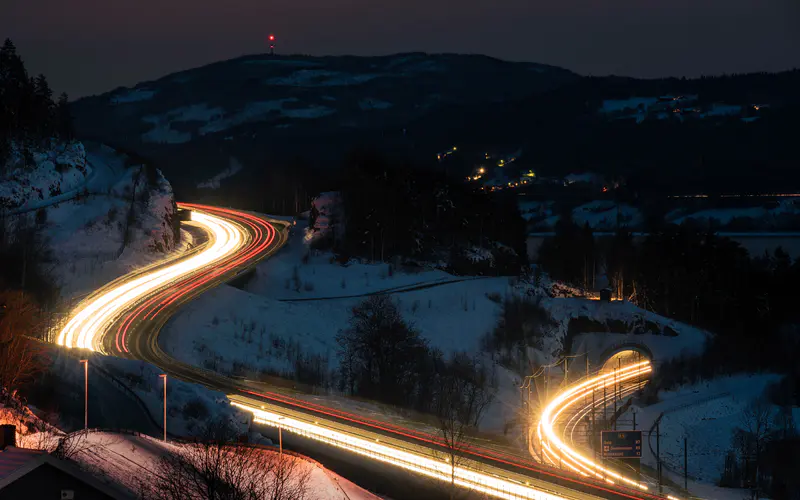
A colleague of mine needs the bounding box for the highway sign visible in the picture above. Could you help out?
[601,431,642,459]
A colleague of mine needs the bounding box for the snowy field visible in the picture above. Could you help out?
[161,225,710,442]
[667,198,800,226]
[141,98,336,143]
[532,200,643,230]
[71,431,379,499]
[0,406,378,500]
[631,374,791,499]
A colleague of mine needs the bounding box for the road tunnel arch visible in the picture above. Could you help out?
[598,343,654,375]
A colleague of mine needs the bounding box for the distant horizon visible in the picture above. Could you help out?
[66,50,799,101]
[4,0,798,99]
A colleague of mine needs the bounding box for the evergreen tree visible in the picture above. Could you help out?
[32,74,54,138]
[56,93,73,140]
[0,39,73,166]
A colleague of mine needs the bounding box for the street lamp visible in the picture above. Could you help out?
[159,374,167,441]
[278,417,285,456]
[79,360,88,430]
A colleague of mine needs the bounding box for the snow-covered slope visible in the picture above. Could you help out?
[160,221,709,441]
[667,199,800,228]
[0,143,181,299]
[532,200,643,230]
[633,374,793,498]
[0,141,89,211]
[71,431,380,499]
[71,53,577,189]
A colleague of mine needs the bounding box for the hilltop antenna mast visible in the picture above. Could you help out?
[268,34,276,56]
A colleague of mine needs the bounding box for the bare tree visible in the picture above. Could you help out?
[53,429,106,460]
[434,353,493,499]
[733,398,775,498]
[142,420,310,500]
[0,290,47,400]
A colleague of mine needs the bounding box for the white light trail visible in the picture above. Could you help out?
[537,361,653,490]
[56,210,247,351]
[233,402,570,500]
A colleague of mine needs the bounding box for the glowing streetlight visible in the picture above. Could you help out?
[79,359,88,430]
[159,374,167,441]
[278,416,285,456]
[268,34,276,56]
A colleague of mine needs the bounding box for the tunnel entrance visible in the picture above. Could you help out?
[601,348,650,374]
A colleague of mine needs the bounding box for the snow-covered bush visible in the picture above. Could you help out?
[0,141,88,210]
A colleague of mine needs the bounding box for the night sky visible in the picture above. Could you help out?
[3,0,798,98]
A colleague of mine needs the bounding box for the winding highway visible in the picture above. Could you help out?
[56,203,671,500]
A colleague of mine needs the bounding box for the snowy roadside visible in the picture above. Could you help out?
[70,431,381,499]
[632,374,785,499]
[4,142,128,215]
[160,220,710,450]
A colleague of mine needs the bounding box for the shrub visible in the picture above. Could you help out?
[485,295,555,372]
[182,398,209,420]
[35,208,47,226]
[485,291,502,304]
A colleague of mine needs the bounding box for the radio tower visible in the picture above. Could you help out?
[269,34,276,56]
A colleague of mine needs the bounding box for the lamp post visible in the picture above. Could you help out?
[159,374,167,441]
[79,360,88,430]
[278,417,285,456]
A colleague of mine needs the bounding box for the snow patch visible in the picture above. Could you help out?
[110,88,157,104]
[358,98,393,110]
[0,141,89,210]
[266,70,381,87]
[600,97,659,113]
[197,157,244,189]
[637,374,781,486]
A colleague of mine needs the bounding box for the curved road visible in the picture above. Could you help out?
[57,203,667,500]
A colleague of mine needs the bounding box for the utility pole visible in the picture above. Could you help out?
[657,421,662,494]
[159,374,167,442]
[545,366,550,402]
[21,247,27,289]
[614,368,618,430]
[278,417,285,456]
[79,360,88,430]
[591,387,597,462]
[684,437,688,492]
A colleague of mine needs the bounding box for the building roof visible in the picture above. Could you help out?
[0,447,46,482]
[0,446,132,499]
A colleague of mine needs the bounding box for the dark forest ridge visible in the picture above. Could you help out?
[69,51,799,212]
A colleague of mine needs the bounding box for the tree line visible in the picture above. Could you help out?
[1,38,74,168]
[336,294,494,492]
[539,217,800,388]
[313,150,528,275]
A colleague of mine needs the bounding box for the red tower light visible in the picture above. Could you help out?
[269,34,275,42]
